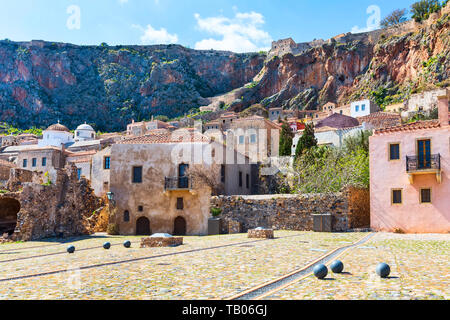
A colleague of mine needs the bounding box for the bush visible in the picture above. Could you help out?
[106,223,120,235]
[411,0,443,22]
[211,207,222,217]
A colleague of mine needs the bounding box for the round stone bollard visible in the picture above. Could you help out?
[67,245,75,254]
[330,260,344,274]
[123,240,131,248]
[103,242,111,250]
[376,263,391,278]
[313,264,328,279]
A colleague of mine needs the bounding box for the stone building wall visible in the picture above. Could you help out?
[1,165,103,241]
[211,191,356,233]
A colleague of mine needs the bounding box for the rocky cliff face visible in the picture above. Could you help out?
[0,5,448,131]
[0,42,265,131]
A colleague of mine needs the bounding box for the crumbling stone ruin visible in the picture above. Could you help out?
[0,164,103,241]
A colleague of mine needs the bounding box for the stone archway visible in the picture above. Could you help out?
[0,198,20,235]
[136,217,151,235]
[174,216,187,236]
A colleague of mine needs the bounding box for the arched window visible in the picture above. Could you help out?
[124,210,130,222]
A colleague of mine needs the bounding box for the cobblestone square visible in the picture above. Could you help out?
[0,231,448,300]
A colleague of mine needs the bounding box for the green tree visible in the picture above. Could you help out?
[411,0,442,22]
[381,9,408,28]
[343,130,372,155]
[294,123,317,161]
[279,121,294,156]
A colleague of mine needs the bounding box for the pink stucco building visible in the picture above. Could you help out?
[369,92,450,233]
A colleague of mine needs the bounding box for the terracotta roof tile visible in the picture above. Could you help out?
[118,129,210,144]
[316,113,360,129]
[374,120,442,135]
[358,112,402,129]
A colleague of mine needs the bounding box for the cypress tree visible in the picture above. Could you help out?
[295,122,317,160]
[279,120,294,156]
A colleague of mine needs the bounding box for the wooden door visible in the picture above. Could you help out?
[136,217,151,235]
[174,217,186,236]
[417,139,431,169]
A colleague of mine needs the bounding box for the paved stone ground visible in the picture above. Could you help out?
[0,231,365,299]
[0,232,447,300]
[265,233,450,300]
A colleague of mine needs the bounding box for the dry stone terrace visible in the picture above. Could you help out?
[0,231,447,300]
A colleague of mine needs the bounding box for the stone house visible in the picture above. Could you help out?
[333,104,352,116]
[268,107,282,122]
[90,146,112,197]
[292,113,363,153]
[369,93,450,233]
[13,146,65,174]
[204,120,222,131]
[404,88,448,116]
[230,115,281,164]
[126,119,171,136]
[384,102,406,113]
[350,99,380,118]
[65,150,98,181]
[357,112,402,130]
[218,112,238,131]
[321,102,337,114]
[108,129,257,236]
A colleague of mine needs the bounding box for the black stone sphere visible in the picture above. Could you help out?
[67,245,75,254]
[330,260,344,273]
[123,240,131,248]
[313,264,328,279]
[103,242,111,250]
[376,263,391,278]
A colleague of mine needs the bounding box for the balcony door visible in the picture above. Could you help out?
[417,139,431,169]
[178,164,189,189]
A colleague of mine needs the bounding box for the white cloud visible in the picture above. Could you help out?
[194,10,272,53]
[132,24,178,45]
[118,0,129,5]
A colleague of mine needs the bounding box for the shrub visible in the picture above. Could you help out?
[107,223,120,235]
[211,207,222,217]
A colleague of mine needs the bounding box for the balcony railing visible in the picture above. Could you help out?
[164,176,192,191]
[406,154,441,172]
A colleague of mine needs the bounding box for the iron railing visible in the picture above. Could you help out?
[164,176,192,190]
[406,154,441,172]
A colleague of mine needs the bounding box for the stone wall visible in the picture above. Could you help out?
[1,165,103,241]
[211,191,357,233]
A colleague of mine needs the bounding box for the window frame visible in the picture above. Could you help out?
[42,157,47,166]
[23,159,27,168]
[176,197,184,210]
[420,188,432,204]
[132,166,143,184]
[391,189,403,205]
[104,156,111,170]
[388,142,401,161]
[123,210,130,222]
[32,158,37,167]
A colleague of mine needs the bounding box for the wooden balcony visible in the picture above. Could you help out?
[406,154,442,184]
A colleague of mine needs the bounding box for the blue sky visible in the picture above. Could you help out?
[0,0,418,52]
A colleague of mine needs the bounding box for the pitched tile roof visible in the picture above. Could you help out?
[374,120,442,135]
[357,111,402,129]
[118,129,210,144]
[316,113,360,129]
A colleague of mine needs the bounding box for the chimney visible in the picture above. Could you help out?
[437,91,449,127]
